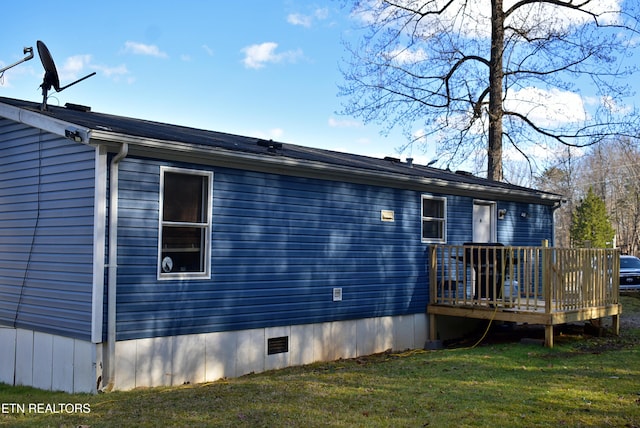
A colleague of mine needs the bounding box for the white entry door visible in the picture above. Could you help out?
[473,201,496,243]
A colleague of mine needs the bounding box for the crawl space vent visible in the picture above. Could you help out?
[267,336,289,355]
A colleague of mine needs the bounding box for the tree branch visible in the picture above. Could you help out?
[506,0,595,19]
[382,0,457,18]
[504,109,638,146]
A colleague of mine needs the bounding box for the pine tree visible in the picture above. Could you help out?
[570,188,615,248]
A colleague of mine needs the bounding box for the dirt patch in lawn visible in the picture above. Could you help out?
[448,292,640,348]
[619,291,640,329]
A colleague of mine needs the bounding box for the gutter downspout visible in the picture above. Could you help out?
[104,143,128,392]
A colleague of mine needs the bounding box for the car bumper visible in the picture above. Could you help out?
[620,275,640,290]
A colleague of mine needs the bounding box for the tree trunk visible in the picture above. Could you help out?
[488,0,504,181]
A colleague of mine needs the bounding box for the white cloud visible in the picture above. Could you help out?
[412,128,428,143]
[241,42,303,69]
[503,141,551,163]
[123,41,168,58]
[59,54,92,81]
[385,47,428,65]
[287,8,329,27]
[93,63,129,78]
[355,0,624,39]
[288,13,313,27]
[314,8,329,20]
[202,45,214,56]
[504,87,587,126]
[504,0,623,39]
[328,117,362,128]
[58,53,132,84]
[429,86,589,147]
[599,95,632,114]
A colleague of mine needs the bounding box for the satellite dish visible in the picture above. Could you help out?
[37,40,96,110]
[37,40,60,93]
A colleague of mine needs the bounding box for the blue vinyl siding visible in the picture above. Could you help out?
[443,198,554,247]
[444,195,473,243]
[497,202,555,246]
[115,158,429,340]
[0,119,96,340]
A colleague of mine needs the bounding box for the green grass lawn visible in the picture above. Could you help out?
[2,295,639,427]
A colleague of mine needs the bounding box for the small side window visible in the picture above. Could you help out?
[158,167,212,279]
[421,195,446,243]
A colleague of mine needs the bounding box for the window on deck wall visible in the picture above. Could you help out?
[158,167,213,279]
[421,195,446,243]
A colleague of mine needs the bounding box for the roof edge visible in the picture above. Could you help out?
[0,102,92,144]
[90,130,563,205]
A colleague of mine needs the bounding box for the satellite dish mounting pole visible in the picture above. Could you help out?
[40,75,53,111]
[0,47,34,75]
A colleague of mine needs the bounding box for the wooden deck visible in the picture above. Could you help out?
[427,244,622,347]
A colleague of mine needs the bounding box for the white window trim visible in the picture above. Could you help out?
[158,166,213,280]
[421,194,447,243]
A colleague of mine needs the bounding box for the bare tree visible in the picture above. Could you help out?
[535,147,577,247]
[542,139,640,253]
[339,0,640,181]
[583,139,640,254]
[609,142,640,254]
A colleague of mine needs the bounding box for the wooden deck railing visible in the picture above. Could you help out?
[429,244,620,313]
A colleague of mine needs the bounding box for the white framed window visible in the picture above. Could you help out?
[421,195,447,243]
[158,166,213,280]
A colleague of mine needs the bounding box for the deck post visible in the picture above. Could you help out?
[545,325,554,348]
[429,313,437,342]
[429,246,437,306]
[428,246,438,343]
[612,314,620,336]
[542,240,552,315]
[541,240,555,348]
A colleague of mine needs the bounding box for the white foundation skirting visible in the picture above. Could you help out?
[0,313,427,392]
[113,314,427,391]
[0,327,100,393]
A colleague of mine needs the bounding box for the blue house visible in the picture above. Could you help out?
[0,96,562,392]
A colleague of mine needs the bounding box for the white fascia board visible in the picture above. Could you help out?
[0,103,92,145]
[90,130,561,205]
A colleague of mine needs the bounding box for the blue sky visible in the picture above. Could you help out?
[0,1,430,163]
